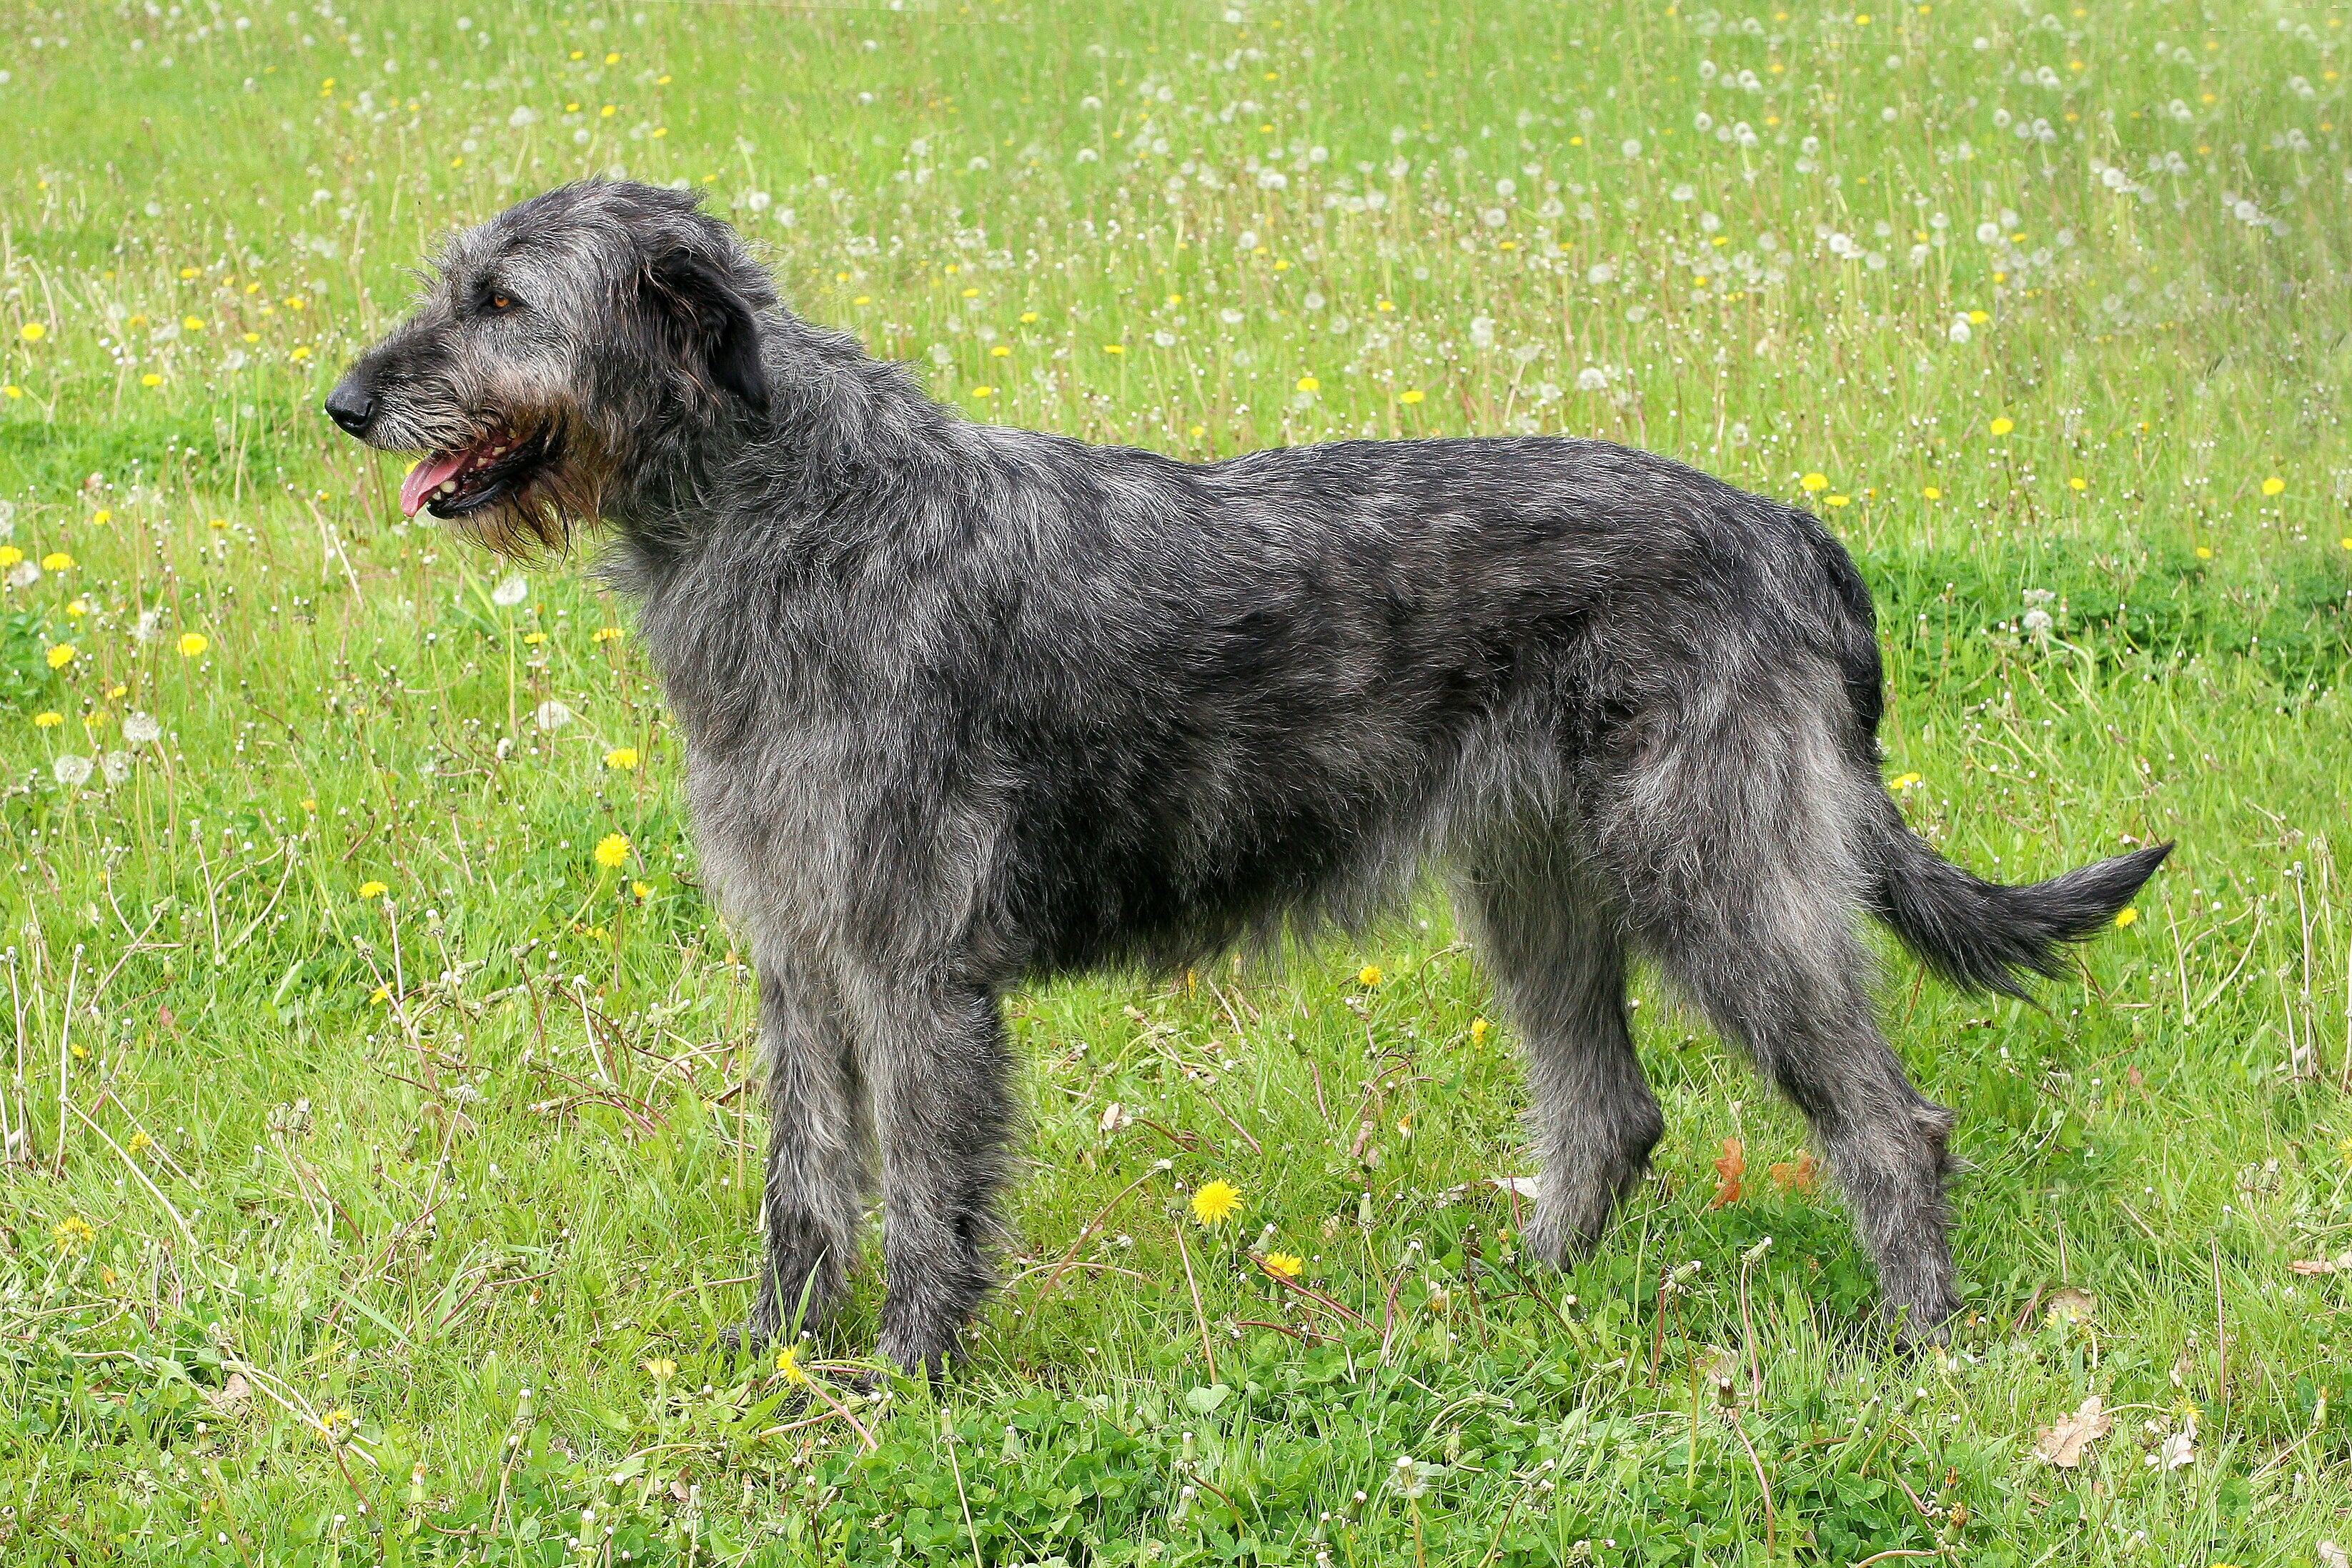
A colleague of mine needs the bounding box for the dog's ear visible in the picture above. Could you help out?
[646,248,770,412]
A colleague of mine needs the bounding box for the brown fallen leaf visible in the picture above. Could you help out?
[1768,1150,1819,1196]
[2034,1394,2113,1468]
[1710,1138,1746,1209]
[2044,1286,2098,1328]
[2288,1251,2352,1276]
[202,1373,251,1415]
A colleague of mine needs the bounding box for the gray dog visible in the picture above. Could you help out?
[327,181,2165,1375]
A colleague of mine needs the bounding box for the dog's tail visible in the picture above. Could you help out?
[1860,794,2171,998]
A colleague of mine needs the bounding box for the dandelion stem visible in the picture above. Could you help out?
[1173,1211,1219,1384]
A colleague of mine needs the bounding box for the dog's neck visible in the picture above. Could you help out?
[601,309,955,587]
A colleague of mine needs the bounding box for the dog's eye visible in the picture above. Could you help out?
[489,294,512,312]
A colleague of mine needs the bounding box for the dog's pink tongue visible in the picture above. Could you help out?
[399,451,470,517]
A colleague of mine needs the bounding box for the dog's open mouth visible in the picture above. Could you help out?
[398,424,554,519]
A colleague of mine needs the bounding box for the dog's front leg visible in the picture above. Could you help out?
[858,975,1015,1379]
[739,956,870,1354]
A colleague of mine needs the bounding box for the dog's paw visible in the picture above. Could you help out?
[1881,1297,1958,1355]
[713,1316,775,1365]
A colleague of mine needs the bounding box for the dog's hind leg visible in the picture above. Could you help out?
[1452,842,1664,1266]
[853,973,1015,1379]
[743,955,871,1351]
[1594,695,1960,1345]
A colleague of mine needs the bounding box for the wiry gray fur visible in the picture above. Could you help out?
[329,182,2170,1374]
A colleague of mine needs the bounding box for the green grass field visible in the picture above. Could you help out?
[4,0,2351,1562]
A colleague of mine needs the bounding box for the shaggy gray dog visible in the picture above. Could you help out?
[328,181,2166,1375]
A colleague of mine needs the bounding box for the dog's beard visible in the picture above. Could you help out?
[396,407,612,560]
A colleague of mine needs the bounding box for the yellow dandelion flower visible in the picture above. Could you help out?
[991,344,1011,357]
[2260,476,2284,497]
[604,746,640,770]
[1825,494,1850,508]
[19,322,46,342]
[142,373,163,387]
[1190,1179,1243,1226]
[1989,417,2013,436]
[1296,375,1320,392]
[315,1406,354,1441]
[128,1131,153,1154]
[595,833,632,869]
[592,625,627,642]
[4,385,21,399]
[2114,907,2138,928]
[34,711,63,729]
[523,630,547,644]
[1967,309,1989,324]
[358,880,388,898]
[1398,389,1425,405]
[971,385,995,398]
[1893,772,1924,790]
[46,643,76,670]
[1260,1251,1304,1279]
[184,315,204,331]
[775,1343,808,1384]
[632,880,654,899]
[52,1215,96,1251]
[0,547,18,567]
[2340,537,2351,551]
[642,1356,678,1381]
[177,632,209,658]
[1103,344,1125,354]
[1470,1016,1489,1042]
[41,551,74,571]
[1920,486,1941,500]
[1020,311,1041,324]
[2195,546,2213,560]
[1800,472,1829,492]
[1359,964,1383,986]
[369,984,391,1005]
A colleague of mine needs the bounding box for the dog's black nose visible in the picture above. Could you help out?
[324,380,374,435]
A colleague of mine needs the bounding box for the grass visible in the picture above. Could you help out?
[2,0,2350,1562]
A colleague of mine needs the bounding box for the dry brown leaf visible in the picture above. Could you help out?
[202,1373,251,1415]
[2288,1250,2352,1276]
[1710,1138,1746,1209]
[2044,1287,2098,1328]
[1768,1150,1819,1196]
[2033,1394,2113,1467]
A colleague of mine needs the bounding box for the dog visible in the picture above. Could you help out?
[327,181,2168,1375]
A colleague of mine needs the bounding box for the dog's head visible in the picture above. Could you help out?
[325,180,771,557]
